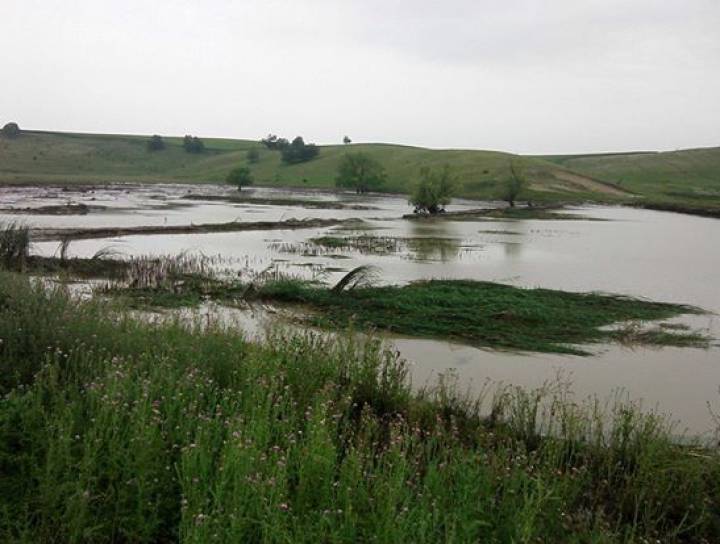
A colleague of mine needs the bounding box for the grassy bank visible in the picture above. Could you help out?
[0,271,718,542]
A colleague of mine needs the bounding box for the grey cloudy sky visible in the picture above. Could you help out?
[2,0,719,153]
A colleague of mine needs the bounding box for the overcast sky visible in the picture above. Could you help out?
[2,0,719,154]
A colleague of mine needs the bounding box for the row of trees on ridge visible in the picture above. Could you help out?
[146,134,205,153]
[262,135,319,164]
[2,122,21,138]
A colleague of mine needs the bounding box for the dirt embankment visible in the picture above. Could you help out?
[550,171,632,197]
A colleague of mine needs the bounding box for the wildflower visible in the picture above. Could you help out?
[279,503,289,511]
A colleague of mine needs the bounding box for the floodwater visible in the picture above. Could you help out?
[3,184,719,435]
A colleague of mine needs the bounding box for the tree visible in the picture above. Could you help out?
[246,148,260,164]
[2,122,21,138]
[226,166,254,190]
[147,134,165,151]
[280,136,319,164]
[343,135,352,145]
[183,135,205,153]
[501,162,527,208]
[261,134,289,150]
[336,152,386,194]
[410,164,456,214]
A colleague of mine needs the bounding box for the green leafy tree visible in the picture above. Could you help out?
[501,162,527,208]
[226,166,254,190]
[280,136,319,164]
[147,135,165,151]
[246,148,260,164]
[183,135,205,154]
[2,122,21,138]
[261,134,289,150]
[410,164,456,214]
[336,152,386,194]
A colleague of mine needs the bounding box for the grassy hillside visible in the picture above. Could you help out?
[0,130,258,184]
[0,130,625,202]
[5,129,719,213]
[544,147,720,209]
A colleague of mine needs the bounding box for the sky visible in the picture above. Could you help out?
[2,0,720,154]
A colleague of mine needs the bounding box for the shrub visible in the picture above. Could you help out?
[1,122,21,138]
[147,134,165,151]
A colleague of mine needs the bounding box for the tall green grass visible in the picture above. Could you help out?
[0,271,718,542]
[0,222,30,270]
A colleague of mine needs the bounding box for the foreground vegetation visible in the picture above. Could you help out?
[0,271,718,542]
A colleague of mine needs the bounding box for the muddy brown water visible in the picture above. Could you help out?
[3,184,719,435]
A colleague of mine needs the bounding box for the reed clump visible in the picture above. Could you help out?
[0,222,30,270]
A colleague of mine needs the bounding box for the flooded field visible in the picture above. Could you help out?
[3,183,719,435]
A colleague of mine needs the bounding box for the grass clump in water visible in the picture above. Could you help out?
[0,222,30,270]
[446,207,601,221]
[254,279,709,355]
[0,271,718,542]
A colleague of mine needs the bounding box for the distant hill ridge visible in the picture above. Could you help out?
[1,129,719,210]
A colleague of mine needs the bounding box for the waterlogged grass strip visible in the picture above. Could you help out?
[254,279,709,355]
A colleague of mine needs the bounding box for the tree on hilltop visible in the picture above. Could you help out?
[336,152,386,194]
[183,135,205,154]
[147,135,165,151]
[261,134,289,150]
[280,136,319,164]
[2,122,21,138]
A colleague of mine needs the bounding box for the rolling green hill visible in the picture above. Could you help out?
[543,147,720,210]
[0,130,627,202]
[3,129,720,214]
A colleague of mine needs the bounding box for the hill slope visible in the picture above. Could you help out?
[543,147,720,207]
[0,130,626,202]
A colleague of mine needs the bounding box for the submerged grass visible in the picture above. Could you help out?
[253,279,709,355]
[0,271,718,542]
[273,234,466,262]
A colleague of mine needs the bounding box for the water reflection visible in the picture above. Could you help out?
[503,241,523,259]
[406,218,462,262]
